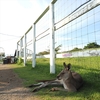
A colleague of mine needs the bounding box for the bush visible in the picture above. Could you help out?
[17,57,23,65]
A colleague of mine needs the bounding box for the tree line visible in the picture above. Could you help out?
[37,42,100,55]
[70,42,100,52]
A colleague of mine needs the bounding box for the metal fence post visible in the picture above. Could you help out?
[24,34,26,66]
[50,1,55,74]
[32,24,36,68]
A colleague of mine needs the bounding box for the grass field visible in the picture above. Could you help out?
[13,57,100,100]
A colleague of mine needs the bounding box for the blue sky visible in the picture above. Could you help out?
[0,0,51,56]
[54,3,100,52]
[35,0,100,53]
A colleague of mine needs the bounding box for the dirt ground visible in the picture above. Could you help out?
[0,64,39,100]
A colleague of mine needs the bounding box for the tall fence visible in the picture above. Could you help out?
[16,0,100,73]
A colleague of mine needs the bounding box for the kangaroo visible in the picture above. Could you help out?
[55,62,83,92]
[28,62,83,92]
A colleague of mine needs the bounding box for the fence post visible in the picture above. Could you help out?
[16,42,19,58]
[32,23,36,68]
[50,1,55,74]
[19,39,22,58]
[24,34,26,66]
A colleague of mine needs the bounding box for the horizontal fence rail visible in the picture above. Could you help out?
[16,0,100,73]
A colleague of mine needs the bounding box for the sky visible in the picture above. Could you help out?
[35,0,100,54]
[0,0,100,56]
[0,0,51,56]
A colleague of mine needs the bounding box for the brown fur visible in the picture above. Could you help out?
[28,62,83,92]
[56,62,83,92]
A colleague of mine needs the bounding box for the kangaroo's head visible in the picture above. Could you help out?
[57,62,71,80]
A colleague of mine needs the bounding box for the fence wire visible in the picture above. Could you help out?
[17,0,100,70]
[54,0,100,68]
[55,0,100,54]
[35,10,50,57]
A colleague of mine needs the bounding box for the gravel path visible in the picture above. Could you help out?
[0,64,39,100]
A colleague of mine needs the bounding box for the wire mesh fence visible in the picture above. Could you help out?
[35,10,50,57]
[54,0,100,69]
[55,0,100,57]
[17,0,100,73]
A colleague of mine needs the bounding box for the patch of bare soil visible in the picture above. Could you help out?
[0,64,39,100]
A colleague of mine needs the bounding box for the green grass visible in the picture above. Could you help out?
[13,57,100,100]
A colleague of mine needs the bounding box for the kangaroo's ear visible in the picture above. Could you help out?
[67,63,71,70]
[63,62,71,70]
[63,62,67,68]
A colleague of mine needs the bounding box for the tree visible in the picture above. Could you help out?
[84,42,100,49]
[37,44,62,58]
[37,51,49,55]
[55,44,62,53]
[70,47,82,52]
[46,44,62,58]
[55,44,62,58]
[46,44,62,53]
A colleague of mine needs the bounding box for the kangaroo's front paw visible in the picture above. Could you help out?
[50,87,59,91]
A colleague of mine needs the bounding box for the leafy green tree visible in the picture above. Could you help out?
[38,51,49,55]
[37,44,62,58]
[70,47,82,52]
[46,44,62,53]
[55,44,62,58]
[84,42,100,49]
[55,44,62,53]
